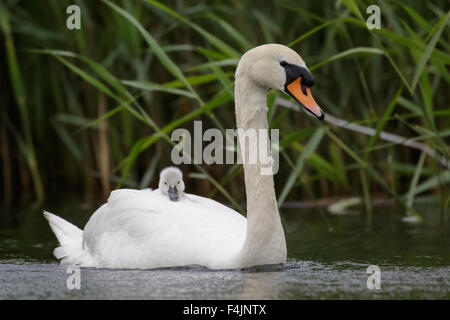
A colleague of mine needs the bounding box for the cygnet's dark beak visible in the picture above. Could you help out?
[168,185,179,202]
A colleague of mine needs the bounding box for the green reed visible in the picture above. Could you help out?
[0,0,448,220]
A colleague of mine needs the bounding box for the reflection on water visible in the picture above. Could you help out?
[0,200,448,299]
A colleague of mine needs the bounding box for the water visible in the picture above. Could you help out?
[0,200,448,299]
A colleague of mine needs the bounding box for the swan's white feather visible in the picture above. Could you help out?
[55,188,247,269]
[43,211,86,265]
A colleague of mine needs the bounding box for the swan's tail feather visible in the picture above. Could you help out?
[43,211,85,265]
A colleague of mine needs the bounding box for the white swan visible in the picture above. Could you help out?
[44,44,324,270]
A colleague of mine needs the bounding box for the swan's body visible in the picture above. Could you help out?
[44,44,323,269]
[45,189,246,269]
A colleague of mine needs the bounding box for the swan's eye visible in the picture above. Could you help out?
[177,181,180,184]
[280,61,288,67]
[164,182,167,185]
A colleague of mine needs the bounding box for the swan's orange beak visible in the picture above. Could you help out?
[286,77,324,120]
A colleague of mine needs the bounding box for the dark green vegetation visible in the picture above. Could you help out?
[1,0,449,221]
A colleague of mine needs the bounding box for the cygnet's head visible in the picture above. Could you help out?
[159,167,185,201]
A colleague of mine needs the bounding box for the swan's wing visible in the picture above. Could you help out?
[82,189,246,268]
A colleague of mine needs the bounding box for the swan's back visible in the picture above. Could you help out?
[82,189,246,269]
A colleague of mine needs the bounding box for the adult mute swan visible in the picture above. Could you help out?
[44,44,324,269]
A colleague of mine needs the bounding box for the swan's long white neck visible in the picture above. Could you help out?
[233,74,287,267]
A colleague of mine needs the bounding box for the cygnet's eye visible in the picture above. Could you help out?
[164,182,167,185]
[177,181,180,184]
[280,61,288,67]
